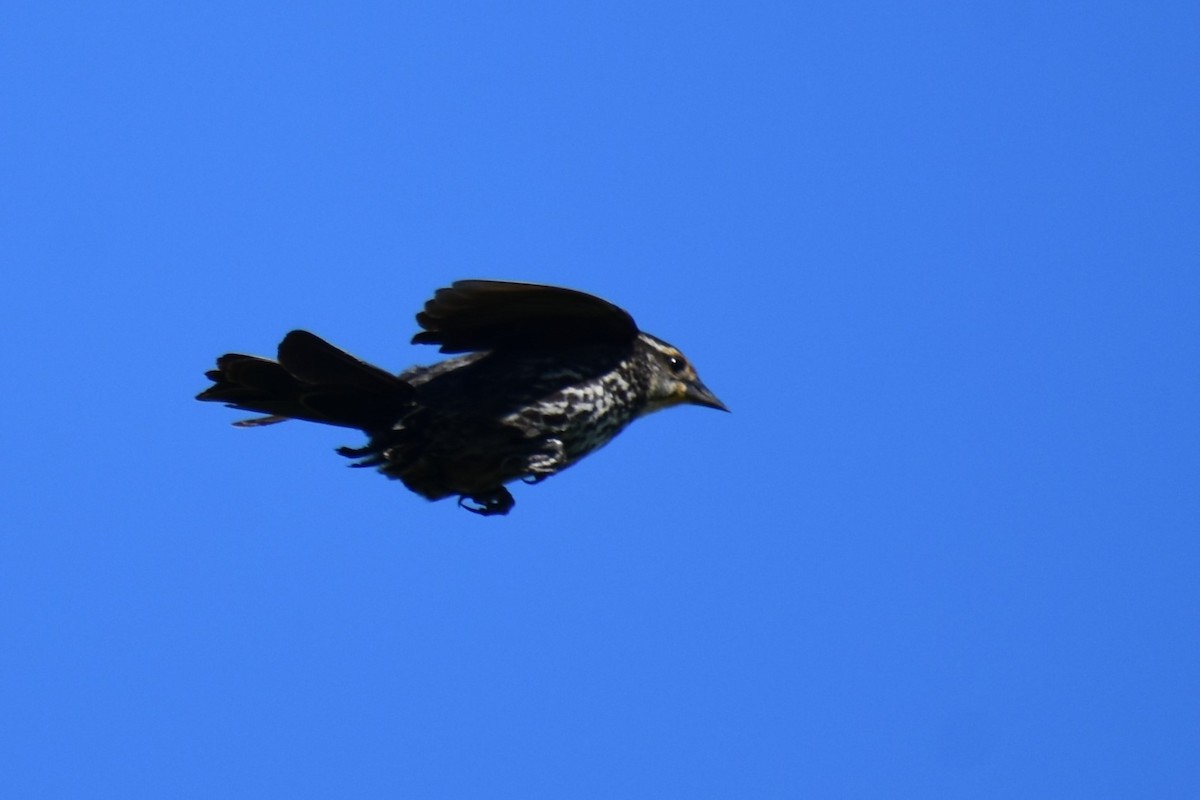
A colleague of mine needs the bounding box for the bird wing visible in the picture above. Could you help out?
[411,280,639,353]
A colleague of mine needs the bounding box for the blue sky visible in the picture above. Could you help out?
[3,2,1197,797]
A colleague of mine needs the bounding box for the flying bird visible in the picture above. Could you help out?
[197,279,727,515]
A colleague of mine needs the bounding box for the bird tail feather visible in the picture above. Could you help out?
[196,330,415,430]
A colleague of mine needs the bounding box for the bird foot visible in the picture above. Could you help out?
[511,439,565,486]
[458,487,514,516]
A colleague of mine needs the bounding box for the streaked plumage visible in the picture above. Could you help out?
[197,280,726,515]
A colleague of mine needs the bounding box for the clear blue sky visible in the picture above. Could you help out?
[3,2,1197,797]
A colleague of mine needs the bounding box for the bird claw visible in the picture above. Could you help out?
[458,487,514,516]
[511,439,565,485]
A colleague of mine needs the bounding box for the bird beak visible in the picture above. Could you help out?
[685,380,729,412]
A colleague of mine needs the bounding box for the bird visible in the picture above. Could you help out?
[197,279,727,516]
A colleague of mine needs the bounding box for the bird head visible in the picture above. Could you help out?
[637,333,728,415]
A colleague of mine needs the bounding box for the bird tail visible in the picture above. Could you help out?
[196,330,415,430]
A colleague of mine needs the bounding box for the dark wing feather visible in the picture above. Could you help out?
[411,280,639,353]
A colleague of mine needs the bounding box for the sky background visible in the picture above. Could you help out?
[2,1,1198,797]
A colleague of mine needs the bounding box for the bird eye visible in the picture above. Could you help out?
[666,354,687,373]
